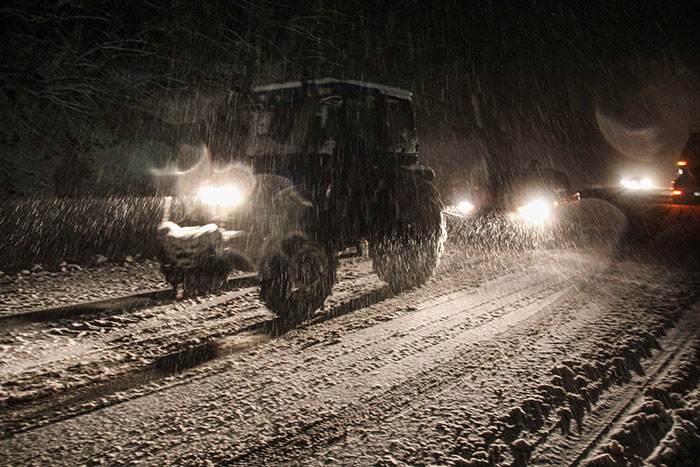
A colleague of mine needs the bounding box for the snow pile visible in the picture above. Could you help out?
[648,391,700,466]
[588,337,700,466]
[448,318,682,466]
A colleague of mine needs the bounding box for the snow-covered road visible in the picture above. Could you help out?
[2,229,700,466]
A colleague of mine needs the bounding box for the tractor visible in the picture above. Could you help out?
[157,78,446,323]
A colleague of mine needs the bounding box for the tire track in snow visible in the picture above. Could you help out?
[565,314,700,466]
[0,287,270,437]
[305,264,700,466]
[141,253,602,465]
[0,256,395,437]
[0,249,606,464]
[185,252,590,421]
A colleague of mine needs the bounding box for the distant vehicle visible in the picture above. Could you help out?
[448,164,578,225]
[156,79,446,322]
[672,132,700,204]
[620,175,653,190]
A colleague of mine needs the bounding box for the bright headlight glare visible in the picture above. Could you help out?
[457,200,474,214]
[621,177,652,189]
[199,185,242,206]
[517,200,550,224]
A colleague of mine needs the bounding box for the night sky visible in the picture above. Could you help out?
[1,1,699,195]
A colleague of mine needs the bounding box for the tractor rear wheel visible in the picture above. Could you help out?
[370,180,445,291]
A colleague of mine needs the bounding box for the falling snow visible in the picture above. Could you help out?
[2,2,700,465]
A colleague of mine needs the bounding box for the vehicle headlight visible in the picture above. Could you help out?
[517,200,551,224]
[456,200,475,214]
[620,177,652,189]
[199,185,243,206]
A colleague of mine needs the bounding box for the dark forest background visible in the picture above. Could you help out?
[1,0,699,200]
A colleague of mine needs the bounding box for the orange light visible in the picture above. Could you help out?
[553,201,559,207]
[672,189,683,196]
[678,161,687,166]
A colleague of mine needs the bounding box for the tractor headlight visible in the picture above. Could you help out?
[517,199,551,224]
[199,185,243,207]
[456,200,475,214]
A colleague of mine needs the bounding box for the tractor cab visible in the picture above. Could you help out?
[246,78,418,188]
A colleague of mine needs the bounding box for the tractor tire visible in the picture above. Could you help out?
[370,180,446,291]
[259,234,336,324]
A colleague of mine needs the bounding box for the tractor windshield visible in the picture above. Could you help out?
[248,89,416,158]
[385,97,418,155]
[249,93,379,156]
[249,98,316,155]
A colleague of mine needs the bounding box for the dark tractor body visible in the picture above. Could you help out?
[158,78,446,323]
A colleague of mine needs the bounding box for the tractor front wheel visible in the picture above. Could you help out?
[259,234,336,325]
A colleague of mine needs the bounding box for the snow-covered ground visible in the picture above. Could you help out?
[1,219,700,466]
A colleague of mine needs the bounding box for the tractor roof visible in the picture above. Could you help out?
[253,78,412,102]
